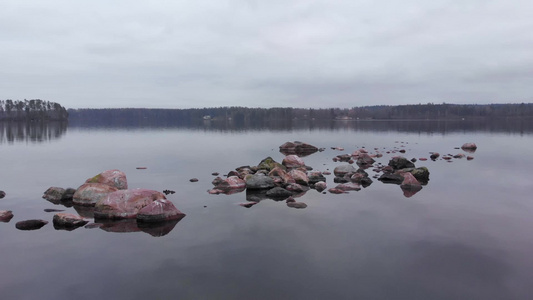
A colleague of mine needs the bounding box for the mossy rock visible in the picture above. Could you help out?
[257,157,285,172]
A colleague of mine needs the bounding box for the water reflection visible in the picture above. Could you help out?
[94,219,183,237]
[0,121,67,144]
[68,117,533,135]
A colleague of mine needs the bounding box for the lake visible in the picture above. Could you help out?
[1,119,532,300]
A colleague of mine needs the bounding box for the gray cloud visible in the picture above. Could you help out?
[1,0,532,108]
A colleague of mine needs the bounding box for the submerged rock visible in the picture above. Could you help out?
[15,219,48,230]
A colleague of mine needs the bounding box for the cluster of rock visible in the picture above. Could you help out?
[3,169,188,233]
[208,143,324,208]
[43,169,186,227]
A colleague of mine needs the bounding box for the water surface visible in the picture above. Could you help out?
[1,120,532,300]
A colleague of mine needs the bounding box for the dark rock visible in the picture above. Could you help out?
[15,219,48,230]
[389,156,415,170]
[467,156,474,160]
[333,176,350,184]
[211,172,219,176]
[62,188,76,200]
[42,187,66,202]
[189,178,199,182]
[410,167,430,184]
[430,152,440,160]
[0,210,14,222]
[0,191,5,199]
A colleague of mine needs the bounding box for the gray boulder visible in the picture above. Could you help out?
[245,174,276,190]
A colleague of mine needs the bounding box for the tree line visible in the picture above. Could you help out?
[0,99,69,121]
[68,103,533,124]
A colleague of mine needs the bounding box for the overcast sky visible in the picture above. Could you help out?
[1,0,532,109]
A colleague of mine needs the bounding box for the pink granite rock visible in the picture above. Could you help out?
[0,210,14,222]
[282,155,305,169]
[215,176,246,190]
[289,169,309,186]
[94,189,167,219]
[73,183,119,206]
[53,213,89,228]
[137,199,186,222]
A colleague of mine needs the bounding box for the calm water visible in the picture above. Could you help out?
[1,120,532,300]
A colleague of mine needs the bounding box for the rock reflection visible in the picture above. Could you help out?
[94,218,183,237]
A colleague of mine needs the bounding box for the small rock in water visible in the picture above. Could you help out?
[189,178,199,182]
[15,219,48,230]
[0,191,5,199]
[287,201,307,209]
[136,167,147,170]
[211,172,219,176]
[0,210,14,222]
